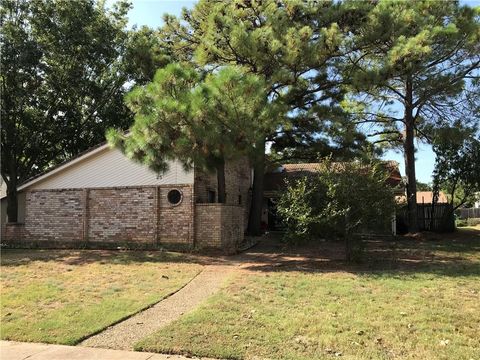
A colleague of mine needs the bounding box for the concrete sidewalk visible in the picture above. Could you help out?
[0,341,214,360]
[81,265,234,350]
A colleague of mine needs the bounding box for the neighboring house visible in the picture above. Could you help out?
[0,143,251,253]
[263,161,403,232]
[395,191,448,205]
[416,191,448,204]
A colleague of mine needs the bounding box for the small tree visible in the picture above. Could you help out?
[277,159,396,262]
[276,176,329,244]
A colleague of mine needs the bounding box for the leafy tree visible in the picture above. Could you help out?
[344,0,480,231]
[157,0,371,234]
[109,63,280,203]
[432,131,480,223]
[276,159,395,261]
[0,0,139,221]
[416,181,432,191]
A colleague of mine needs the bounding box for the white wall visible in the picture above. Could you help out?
[29,147,194,190]
[0,192,25,224]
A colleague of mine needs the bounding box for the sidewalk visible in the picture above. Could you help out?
[81,265,233,350]
[0,341,213,360]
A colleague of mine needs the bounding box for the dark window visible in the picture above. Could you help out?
[238,195,242,205]
[167,189,182,205]
[207,190,216,203]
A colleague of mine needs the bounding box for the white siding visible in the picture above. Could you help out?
[29,147,193,190]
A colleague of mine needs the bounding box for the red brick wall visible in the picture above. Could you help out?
[195,204,244,253]
[15,185,195,248]
[194,158,251,232]
[87,187,156,243]
[194,159,250,205]
[25,189,84,242]
[195,204,222,248]
[158,185,194,246]
[3,223,26,242]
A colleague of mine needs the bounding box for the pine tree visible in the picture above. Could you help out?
[344,0,480,231]
[158,0,365,234]
[109,63,280,203]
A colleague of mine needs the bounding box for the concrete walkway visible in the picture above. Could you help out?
[0,341,215,360]
[80,265,234,350]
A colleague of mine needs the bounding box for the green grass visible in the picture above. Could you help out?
[136,232,480,360]
[0,249,201,345]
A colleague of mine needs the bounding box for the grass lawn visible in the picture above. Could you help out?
[0,249,201,345]
[136,230,480,360]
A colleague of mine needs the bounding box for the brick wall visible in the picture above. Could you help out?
[87,187,156,243]
[25,189,84,242]
[10,185,195,249]
[194,158,250,205]
[158,185,194,246]
[195,204,244,253]
[3,223,26,243]
[194,158,251,231]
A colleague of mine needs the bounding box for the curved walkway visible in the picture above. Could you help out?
[80,265,234,351]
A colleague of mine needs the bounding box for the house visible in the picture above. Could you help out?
[395,191,448,205]
[263,161,403,232]
[416,191,448,204]
[0,143,251,253]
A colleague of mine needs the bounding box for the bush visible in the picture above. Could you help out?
[276,159,396,262]
[467,218,480,226]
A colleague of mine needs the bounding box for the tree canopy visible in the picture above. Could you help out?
[344,0,480,231]
[1,0,136,220]
[109,63,282,203]
[154,0,372,234]
[432,129,480,211]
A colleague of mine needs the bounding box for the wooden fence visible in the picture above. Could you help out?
[457,207,480,220]
[417,203,455,232]
[397,204,455,232]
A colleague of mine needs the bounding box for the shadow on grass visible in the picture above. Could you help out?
[2,228,479,277]
[237,227,480,277]
[0,248,232,267]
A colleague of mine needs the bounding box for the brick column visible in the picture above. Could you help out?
[82,188,89,243]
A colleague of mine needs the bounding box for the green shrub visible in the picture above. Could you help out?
[467,218,480,226]
[276,159,396,262]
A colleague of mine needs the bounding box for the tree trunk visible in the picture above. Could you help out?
[403,79,418,232]
[247,139,266,236]
[6,177,18,223]
[216,159,226,204]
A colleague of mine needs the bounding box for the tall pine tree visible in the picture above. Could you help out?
[344,0,480,231]
[158,0,369,234]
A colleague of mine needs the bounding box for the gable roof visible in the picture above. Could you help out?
[16,142,110,192]
[2,138,192,198]
[264,161,402,192]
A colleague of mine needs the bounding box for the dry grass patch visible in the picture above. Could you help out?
[136,231,480,360]
[0,249,201,345]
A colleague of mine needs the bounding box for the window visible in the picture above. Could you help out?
[207,190,216,203]
[167,189,182,205]
[238,195,242,205]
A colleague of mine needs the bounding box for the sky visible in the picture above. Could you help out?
[109,0,479,183]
